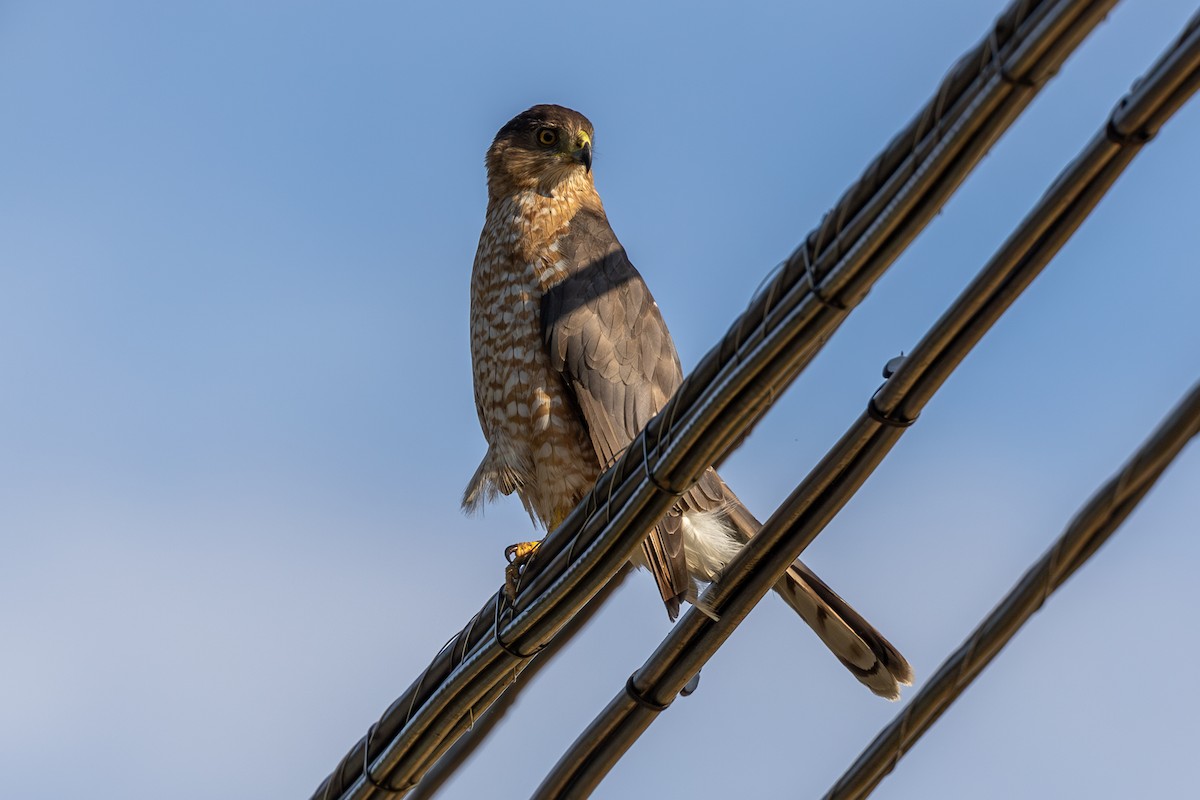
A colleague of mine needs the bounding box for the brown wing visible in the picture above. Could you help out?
[542,207,694,615]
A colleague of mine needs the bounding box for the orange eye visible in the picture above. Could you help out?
[536,128,558,147]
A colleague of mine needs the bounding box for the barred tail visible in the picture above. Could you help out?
[722,492,912,700]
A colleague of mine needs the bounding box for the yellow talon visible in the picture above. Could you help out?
[504,540,543,602]
[505,540,542,563]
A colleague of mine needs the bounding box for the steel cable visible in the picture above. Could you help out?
[822,381,1200,800]
[534,11,1200,797]
[310,2,1118,797]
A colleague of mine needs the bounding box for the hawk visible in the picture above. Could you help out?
[464,104,911,698]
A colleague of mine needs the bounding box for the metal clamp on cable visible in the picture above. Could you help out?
[362,726,408,796]
[867,394,919,428]
[1105,115,1154,147]
[363,768,408,797]
[988,28,1037,88]
[641,433,686,497]
[801,239,848,312]
[493,587,546,659]
[625,674,671,712]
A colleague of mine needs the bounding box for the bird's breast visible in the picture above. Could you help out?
[469,214,597,524]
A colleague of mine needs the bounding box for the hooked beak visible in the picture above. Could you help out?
[572,134,592,173]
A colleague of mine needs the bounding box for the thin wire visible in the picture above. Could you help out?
[492,587,544,660]
[533,16,1200,794]
[310,3,1113,797]
[801,240,848,311]
[823,381,1200,800]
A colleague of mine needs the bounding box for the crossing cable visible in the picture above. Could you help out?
[533,11,1200,797]
[820,380,1200,800]
[404,567,631,800]
[310,2,1118,797]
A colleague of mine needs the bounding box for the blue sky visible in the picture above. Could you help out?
[2,2,1198,798]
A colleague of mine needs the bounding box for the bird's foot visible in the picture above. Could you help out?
[504,540,542,602]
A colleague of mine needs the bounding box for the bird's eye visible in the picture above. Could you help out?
[536,128,558,147]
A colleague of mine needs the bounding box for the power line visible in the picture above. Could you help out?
[404,568,632,800]
[823,381,1200,800]
[533,10,1200,796]
[311,2,1120,797]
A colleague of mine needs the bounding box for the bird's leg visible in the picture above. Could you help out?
[504,510,568,601]
[504,540,542,602]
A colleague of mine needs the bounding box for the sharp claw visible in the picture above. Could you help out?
[505,540,541,562]
[503,540,542,601]
[505,562,520,603]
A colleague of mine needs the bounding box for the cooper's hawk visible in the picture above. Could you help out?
[464,104,911,698]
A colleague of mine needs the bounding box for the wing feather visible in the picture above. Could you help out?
[543,207,694,612]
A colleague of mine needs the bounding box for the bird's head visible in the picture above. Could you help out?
[485,104,595,196]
